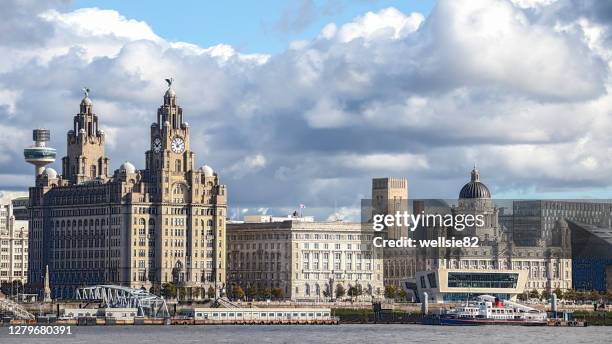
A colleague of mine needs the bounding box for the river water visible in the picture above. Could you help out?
[0,324,609,343]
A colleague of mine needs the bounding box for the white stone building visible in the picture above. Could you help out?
[227,218,384,301]
[0,202,29,285]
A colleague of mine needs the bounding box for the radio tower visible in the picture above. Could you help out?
[23,129,56,178]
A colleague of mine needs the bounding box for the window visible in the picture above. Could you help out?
[447,272,519,289]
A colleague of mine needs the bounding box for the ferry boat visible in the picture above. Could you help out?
[440,295,547,326]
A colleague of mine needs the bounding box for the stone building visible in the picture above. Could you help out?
[371,177,416,290]
[0,202,28,285]
[227,218,384,301]
[27,81,227,299]
[412,167,572,302]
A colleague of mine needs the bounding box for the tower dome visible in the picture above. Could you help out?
[200,165,214,177]
[43,167,58,179]
[80,96,92,106]
[120,161,136,174]
[80,87,93,113]
[459,166,491,199]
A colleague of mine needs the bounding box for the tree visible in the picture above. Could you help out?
[207,286,216,299]
[385,285,397,299]
[604,290,612,303]
[232,285,245,300]
[517,292,528,301]
[271,288,284,300]
[564,289,577,301]
[553,287,563,300]
[335,284,346,299]
[589,290,601,302]
[348,285,363,298]
[258,287,272,300]
[161,282,177,299]
[0,282,11,296]
[528,289,540,300]
[541,289,551,301]
[398,289,408,301]
[246,285,258,300]
[322,290,330,298]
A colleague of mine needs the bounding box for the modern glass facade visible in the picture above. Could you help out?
[448,272,519,289]
[442,293,511,302]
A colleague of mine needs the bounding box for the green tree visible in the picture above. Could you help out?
[271,288,284,300]
[232,285,245,300]
[589,290,601,302]
[385,285,398,299]
[207,286,216,299]
[161,282,177,299]
[541,289,551,301]
[564,289,577,301]
[246,285,258,300]
[528,289,540,300]
[335,284,346,299]
[398,289,408,301]
[348,285,363,298]
[258,287,272,300]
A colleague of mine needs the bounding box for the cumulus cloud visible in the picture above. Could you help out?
[2,0,612,219]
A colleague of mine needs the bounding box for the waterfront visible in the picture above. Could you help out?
[0,324,609,344]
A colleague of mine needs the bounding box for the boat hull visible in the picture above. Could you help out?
[440,317,547,326]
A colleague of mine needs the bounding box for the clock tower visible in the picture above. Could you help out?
[146,78,196,202]
[144,79,227,298]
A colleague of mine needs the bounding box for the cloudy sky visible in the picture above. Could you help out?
[2,0,612,220]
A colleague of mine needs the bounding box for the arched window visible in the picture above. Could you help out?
[175,160,182,172]
[91,165,97,177]
[305,284,310,296]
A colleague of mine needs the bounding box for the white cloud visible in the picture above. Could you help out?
[227,154,267,178]
[2,0,612,215]
[321,8,424,43]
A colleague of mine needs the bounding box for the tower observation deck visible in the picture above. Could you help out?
[24,129,56,177]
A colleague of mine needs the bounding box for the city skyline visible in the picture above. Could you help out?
[3,0,612,222]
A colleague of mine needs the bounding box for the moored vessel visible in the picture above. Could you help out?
[440,295,547,326]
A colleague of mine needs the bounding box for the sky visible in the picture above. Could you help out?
[2,0,612,221]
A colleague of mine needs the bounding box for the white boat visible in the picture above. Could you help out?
[440,295,547,326]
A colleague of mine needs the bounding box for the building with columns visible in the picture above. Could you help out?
[227,217,384,301]
[27,80,227,300]
[410,167,572,303]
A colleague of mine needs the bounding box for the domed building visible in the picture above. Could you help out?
[455,166,498,238]
[459,167,491,199]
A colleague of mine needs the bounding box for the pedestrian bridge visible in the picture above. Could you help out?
[0,298,35,320]
[75,285,169,318]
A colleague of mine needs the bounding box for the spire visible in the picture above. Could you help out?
[470,164,480,182]
[43,264,51,302]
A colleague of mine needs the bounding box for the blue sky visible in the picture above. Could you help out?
[3,0,612,219]
[72,0,436,53]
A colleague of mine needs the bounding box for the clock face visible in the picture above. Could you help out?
[152,137,162,153]
[171,137,185,154]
